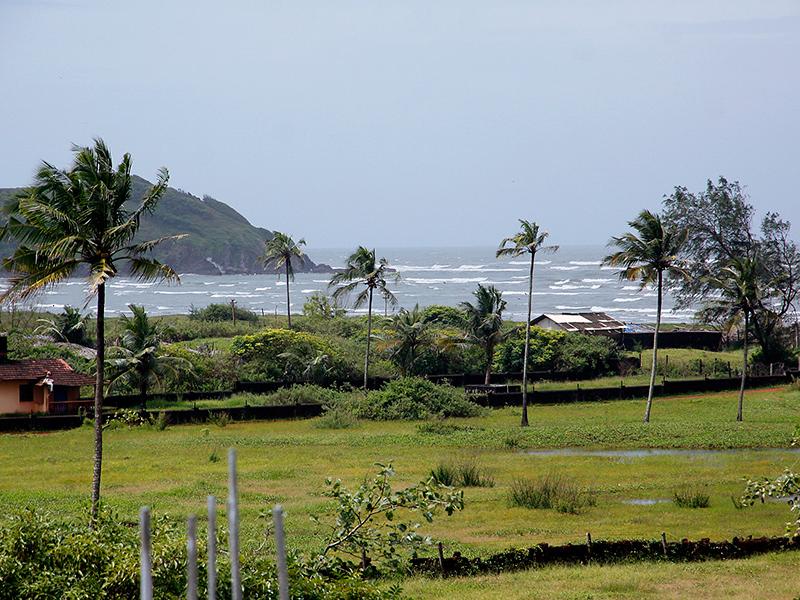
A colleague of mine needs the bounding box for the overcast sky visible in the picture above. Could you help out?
[1,1,798,249]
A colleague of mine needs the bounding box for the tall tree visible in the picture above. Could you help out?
[663,178,800,363]
[496,220,558,427]
[0,139,181,522]
[460,284,508,385]
[603,210,688,423]
[108,305,192,407]
[386,304,433,376]
[262,232,305,329]
[329,247,397,389]
[701,256,763,421]
[34,305,91,346]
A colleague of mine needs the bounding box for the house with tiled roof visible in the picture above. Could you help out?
[0,337,94,415]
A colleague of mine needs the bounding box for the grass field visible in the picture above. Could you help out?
[2,386,800,596]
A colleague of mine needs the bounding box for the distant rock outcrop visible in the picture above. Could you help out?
[0,176,333,276]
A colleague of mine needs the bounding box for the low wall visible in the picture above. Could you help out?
[612,330,723,351]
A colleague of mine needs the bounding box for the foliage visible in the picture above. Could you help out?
[663,177,800,363]
[232,328,350,382]
[160,343,238,392]
[493,327,565,372]
[263,384,343,406]
[189,302,259,323]
[672,486,710,508]
[352,377,484,421]
[384,304,435,376]
[314,462,464,572]
[420,305,465,328]
[459,284,508,383]
[430,460,494,488]
[314,403,360,429]
[303,292,346,320]
[262,231,305,276]
[508,474,596,514]
[741,469,800,535]
[555,333,621,379]
[34,305,92,346]
[0,509,396,600]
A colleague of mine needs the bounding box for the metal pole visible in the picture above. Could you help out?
[228,449,242,600]
[273,505,290,600]
[139,507,153,600]
[207,496,217,600]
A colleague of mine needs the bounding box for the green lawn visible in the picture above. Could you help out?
[2,386,800,595]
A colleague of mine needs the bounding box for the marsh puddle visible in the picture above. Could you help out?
[622,498,671,506]
[522,448,800,458]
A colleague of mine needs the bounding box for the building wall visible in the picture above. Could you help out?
[0,380,47,415]
[534,317,561,331]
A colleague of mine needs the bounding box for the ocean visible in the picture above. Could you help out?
[3,245,694,324]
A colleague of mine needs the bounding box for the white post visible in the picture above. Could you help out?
[139,507,153,600]
[273,505,290,600]
[207,495,217,600]
[187,515,198,600]
[228,449,242,600]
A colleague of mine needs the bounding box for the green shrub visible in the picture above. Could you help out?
[431,460,494,488]
[493,327,565,372]
[673,486,710,508]
[353,377,484,421]
[421,305,465,328]
[207,411,231,428]
[189,302,259,322]
[556,333,621,378]
[314,404,359,429]
[509,474,595,514]
[161,343,237,392]
[430,463,458,486]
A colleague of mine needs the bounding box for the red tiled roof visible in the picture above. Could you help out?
[0,358,95,386]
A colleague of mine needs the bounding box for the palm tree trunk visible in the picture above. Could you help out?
[364,287,373,391]
[484,343,493,385]
[90,282,105,524]
[521,252,535,427]
[285,261,292,329]
[738,311,748,422]
[643,271,662,423]
[139,375,148,410]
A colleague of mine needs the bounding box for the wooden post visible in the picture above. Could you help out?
[187,515,198,600]
[586,532,592,559]
[228,449,242,600]
[207,496,217,600]
[437,541,445,575]
[140,507,153,600]
[230,299,237,325]
[273,505,290,600]
[661,532,668,557]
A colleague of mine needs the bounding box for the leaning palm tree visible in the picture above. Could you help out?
[603,210,688,423]
[460,284,508,385]
[497,220,558,426]
[0,139,182,522]
[262,232,305,328]
[701,256,763,422]
[35,305,91,346]
[108,305,192,408]
[329,247,397,389]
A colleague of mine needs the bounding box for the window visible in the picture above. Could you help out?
[19,384,34,403]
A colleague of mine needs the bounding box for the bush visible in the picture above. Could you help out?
[314,404,359,429]
[189,302,259,323]
[431,460,494,488]
[556,333,621,378]
[353,377,484,421]
[673,486,710,508]
[232,328,351,382]
[161,343,238,392]
[421,305,465,328]
[509,474,596,514]
[493,327,565,373]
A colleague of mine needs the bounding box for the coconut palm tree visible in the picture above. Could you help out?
[35,305,91,346]
[329,247,397,389]
[387,304,434,376]
[460,284,508,385]
[603,210,688,423]
[262,232,305,329]
[108,305,192,408]
[701,256,763,421]
[0,138,182,522]
[497,220,558,426]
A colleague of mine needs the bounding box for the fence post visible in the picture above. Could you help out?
[207,496,217,600]
[437,541,445,575]
[228,449,242,600]
[586,532,592,560]
[273,505,290,600]
[661,532,668,557]
[187,515,198,600]
[139,507,153,600]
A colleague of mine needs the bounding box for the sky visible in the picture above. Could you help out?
[1,1,799,250]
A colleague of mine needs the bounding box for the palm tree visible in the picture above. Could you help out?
[329,247,397,389]
[460,284,508,385]
[603,210,688,423]
[0,139,182,521]
[35,305,91,346]
[262,232,305,329]
[108,305,192,407]
[386,304,433,376]
[497,220,558,426]
[702,256,763,421]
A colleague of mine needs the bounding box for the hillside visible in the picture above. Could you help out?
[0,176,331,275]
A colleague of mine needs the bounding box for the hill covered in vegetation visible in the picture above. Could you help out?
[0,176,332,275]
